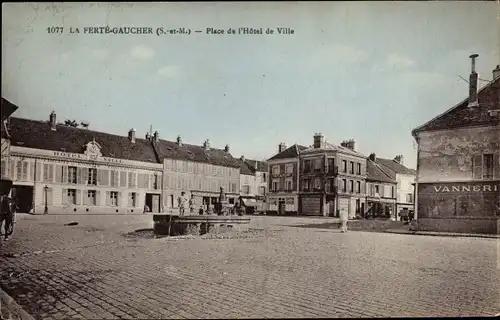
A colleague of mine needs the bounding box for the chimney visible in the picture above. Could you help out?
[369,153,376,162]
[128,128,136,143]
[49,111,57,131]
[493,65,500,80]
[224,144,230,152]
[468,54,479,108]
[278,142,287,153]
[153,131,159,142]
[240,155,245,162]
[341,139,355,151]
[177,135,182,146]
[203,139,211,150]
[394,155,404,165]
[313,133,325,149]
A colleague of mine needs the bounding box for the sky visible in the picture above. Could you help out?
[2,2,500,169]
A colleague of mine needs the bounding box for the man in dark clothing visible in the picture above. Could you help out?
[0,195,16,240]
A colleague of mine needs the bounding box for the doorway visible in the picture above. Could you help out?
[278,199,285,215]
[12,185,33,213]
[145,193,160,213]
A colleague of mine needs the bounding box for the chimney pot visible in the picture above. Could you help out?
[128,128,136,143]
[177,135,182,146]
[240,155,245,161]
[224,144,230,152]
[153,131,159,142]
[203,139,211,150]
[468,54,479,108]
[313,133,325,149]
[49,111,57,131]
[369,153,376,162]
[278,142,287,153]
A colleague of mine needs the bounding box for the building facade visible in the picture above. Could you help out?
[412,57,500,234]
[365,156,397,219]
[299,135,367,218]
[154,135,240,212]
[266,143,306,215]
[1,98,18,177]
[374,155,416,217]
[236,156,268,212]
[3,112,163,214]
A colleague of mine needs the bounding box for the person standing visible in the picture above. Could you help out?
[177,191,187,216]
[1,194,16,241]
[339,207,348,233]
[189,194,196,215]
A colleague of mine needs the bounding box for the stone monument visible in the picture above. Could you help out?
[217,186,230,216]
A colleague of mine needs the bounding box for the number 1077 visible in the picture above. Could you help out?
[47,27,64,34]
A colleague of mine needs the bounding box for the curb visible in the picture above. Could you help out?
[0,289,35,320]
[384,230,500,239]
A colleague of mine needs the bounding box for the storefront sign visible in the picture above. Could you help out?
[52,151,123,164]
[419,181,499,194]
[271,173,294,179]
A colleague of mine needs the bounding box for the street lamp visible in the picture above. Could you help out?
[44,185,48,214]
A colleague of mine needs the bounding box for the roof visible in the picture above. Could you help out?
[1,98,18,122]
[153,139,240,168]
[366,159,396,183]
[412,77,500,135]
[236,159,254,175]
[7,117,160,163]
[244,159,269,173]
[301,141,366,158]
[267,144,308,161]
[376,158,416,177]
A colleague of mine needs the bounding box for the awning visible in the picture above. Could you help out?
[242,198,259,207]
[1,98,18,122]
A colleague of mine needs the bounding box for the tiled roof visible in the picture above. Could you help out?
[376,158,416,176]
[267,144,307,161]
[153,139,240,168]
[7,117,160,163]
[1,98,18,122]
[366,159,396,183]
[412,77,500,134]
[236,159,254,175]
[244,159,269,173]
[301,141,366,158]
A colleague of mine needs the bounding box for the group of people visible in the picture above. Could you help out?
[0,193,16,241]
[177,191,198,216]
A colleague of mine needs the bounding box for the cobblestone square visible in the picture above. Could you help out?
[1,214,499,319]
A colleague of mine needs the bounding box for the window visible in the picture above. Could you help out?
[303,179,311,191]
[67,189,77,204]
[391,186,395,198]
[110,191,118,206]
[285,164,294,174]
[242,185,250,194]
[272,165,280,175]
[87,190,96,206]
[375,185,380,195]
[356,181,361,193]
[349,162,354,174]
[483,154,494,179]
[326,178,335,193]
[88,168,97,185]
[342,160,347,173]
[342,179,347,192]
[259,186,266,195]
[68,166,77,184]
[406,193,413,203]
[314,159,322,172]
[231,183,237,193]
[153,175,159,190]
[128,172,136,188]
[303,160,311,173]
[328,158,335,173]
[110,171,118,188]
[129,192,136,207]
[314,178,321,189]
[262,173,267,183]
[272,179,279,192]
[22,162,28,180]
[286,179,293,191]
[356,199,361,213]
[349,180,354,193]
[356,163,361,175]
[16,161,22,180]
[43,164,53,182]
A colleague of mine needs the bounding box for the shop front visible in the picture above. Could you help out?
[417,181,500,234]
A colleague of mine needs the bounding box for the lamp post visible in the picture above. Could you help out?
[44,185,48,214]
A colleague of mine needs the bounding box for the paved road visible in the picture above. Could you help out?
[1,214,499,319]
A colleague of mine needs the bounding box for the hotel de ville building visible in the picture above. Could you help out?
[1,99,241,214]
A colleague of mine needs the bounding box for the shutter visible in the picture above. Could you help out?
[35,162,41,182]
[494,153,500,180]
[62,166,68,184]
[370,184,374,197]
[29,162,35,181]
[120,171,127,188]
[119,192,124,206]
[10,160,16,180]
[62,188,67,205]
[127,192,132,206]
[102,169,109,186]
[22,162,28,181]
[48,164,54,182]
[96,191,101,206]
[106,191,111,206]
[55,165,63,183]
[76,189,81,205]
[81,167,88,185]
[472,155,483,179]
[76,167,82,184]
[83,190,88,205]
[47,187,53,205]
